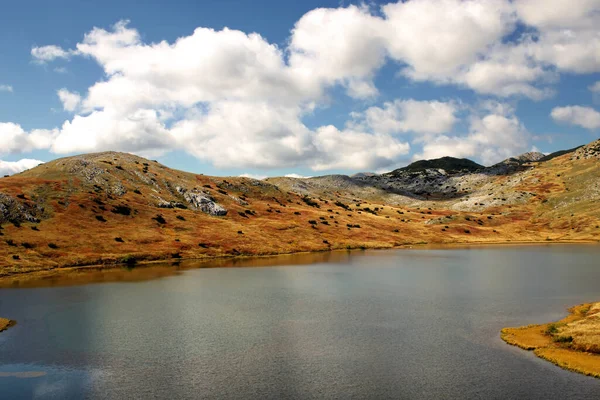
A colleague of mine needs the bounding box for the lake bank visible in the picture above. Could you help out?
[1,238,597,288]
[0,318,15,333]
[501,302,600,378]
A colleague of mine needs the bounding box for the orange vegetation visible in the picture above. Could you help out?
[501,303,600,378]
[0,147,599,282]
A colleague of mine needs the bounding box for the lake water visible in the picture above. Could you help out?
[1,245,600,399]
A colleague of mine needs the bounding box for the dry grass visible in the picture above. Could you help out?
[0,317,15,332]
[501,303,600,378]
[0,150,598,282]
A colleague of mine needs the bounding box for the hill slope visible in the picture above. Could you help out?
[1,140,599,279]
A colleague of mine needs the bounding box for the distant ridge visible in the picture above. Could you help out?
[538,146,584,162]
[392,157,484,175]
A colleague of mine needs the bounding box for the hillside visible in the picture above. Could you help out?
[1,140,599,281]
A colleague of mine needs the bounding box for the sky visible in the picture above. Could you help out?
[1,0,599,178]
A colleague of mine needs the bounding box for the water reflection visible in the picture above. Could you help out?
[1,245,600,399]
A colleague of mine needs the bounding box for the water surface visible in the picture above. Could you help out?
[1,245,600,399]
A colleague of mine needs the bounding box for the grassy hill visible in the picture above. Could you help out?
[1,140,599,281]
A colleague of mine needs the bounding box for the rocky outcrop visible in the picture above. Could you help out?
[176,187,227,216]
[572,139,600,160]
[0,193,40,224]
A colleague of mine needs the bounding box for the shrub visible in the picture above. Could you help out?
[6,239,16,247]
[238,211,248,218]
[31,226,39,231]
[464,229,471,234]
[308,220,317,225]
[16,193,26,199]
[323,240,329,244]
[176,215,186,221]
[334,201,350,210]
[171,252,182,259]
[48,243,59,249]
[21,242,35,249]
[115,165,124,170]
[12,255,19,260]
[111,205,132,216]
[198,243,209,248]
[301,196,320,208]
[545,324,559,335]
[553,335,573,343]
[96,215,107,222]
[153,214,167,224]
[217,189,228,195]
[114,237,124,243]
[237,230,244,234]
[133,189,142,195]
[121,255,137,266]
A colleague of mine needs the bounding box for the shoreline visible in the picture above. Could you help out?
[0,318,15,333]
[501,303,600,379]
[0,238,597,288]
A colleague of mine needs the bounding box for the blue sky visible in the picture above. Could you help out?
[1,0,599,177]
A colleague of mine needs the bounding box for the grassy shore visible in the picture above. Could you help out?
[0,317,15,333]
[501,303,600,378]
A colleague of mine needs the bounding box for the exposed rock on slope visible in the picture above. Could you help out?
[572,139,600,160]
[176,187,227,216]
[0,193,42,224]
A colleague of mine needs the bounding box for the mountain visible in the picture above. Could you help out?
[1,140,599,280]
[392,157,484,174]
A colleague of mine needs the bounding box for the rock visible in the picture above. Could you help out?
[176,187,227,216]
[571,139,600,160]
[0,193,40,224]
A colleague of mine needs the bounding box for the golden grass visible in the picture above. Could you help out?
[0,317,15,332]
[501,303,600,378]
[0,150,598,281]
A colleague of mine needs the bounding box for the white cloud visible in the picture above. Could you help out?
[284,173,311,179]
[0,159,44,176]
[289,5,387,99]
[312,125,410,171]
[350,99,459,135]
[589,81,600,93]
[551,106,600,130]
[0,123,56,155]
[0,84,13,93]
[382,0,517,81]
[415,104,530,165]
[57,89,81,112]
[514,0,600,29]
[31,45,72,63]
[51,108,173,156]
[13,2,600,171]
[239,173,267,180]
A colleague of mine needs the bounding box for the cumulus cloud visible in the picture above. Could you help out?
[415,103,530,165]
[31,45,72,63]
[350,99,459,135]
[0,159,44,176]
[590,81,600,93]
[0,84,13,93]
[0,123,57,154]
[551,106,600,130]
[13,1,600,171]
[57,89,81,112]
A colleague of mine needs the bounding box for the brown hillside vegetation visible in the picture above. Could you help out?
[0,139,599,281]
